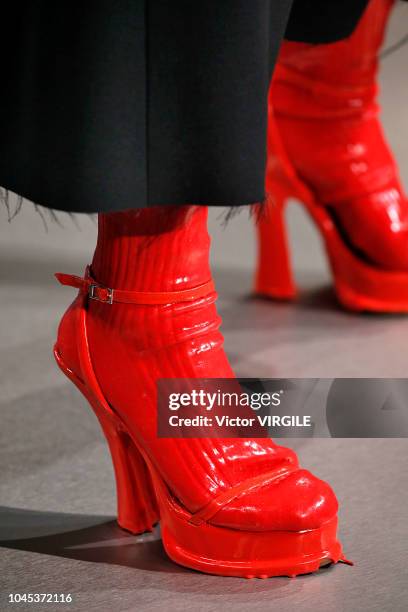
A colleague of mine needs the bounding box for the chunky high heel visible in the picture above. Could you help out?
[54,344,159,534]
[255,193,296,301]
[256,0,408,313]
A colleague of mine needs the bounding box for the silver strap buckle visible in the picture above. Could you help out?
[88,284,114,304]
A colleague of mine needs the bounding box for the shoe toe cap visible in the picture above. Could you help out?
[211,468,338,532]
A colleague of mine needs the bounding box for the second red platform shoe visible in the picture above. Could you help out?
[255,0,408,312]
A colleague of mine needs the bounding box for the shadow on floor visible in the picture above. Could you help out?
[0,506,340,598]
[0,506,184,574]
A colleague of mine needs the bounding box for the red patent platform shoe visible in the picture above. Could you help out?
[255,0,408,312]
[53,207,347,577]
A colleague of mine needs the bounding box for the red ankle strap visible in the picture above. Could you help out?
[55,266,215,305]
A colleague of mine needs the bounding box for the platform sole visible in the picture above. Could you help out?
[161,514,346,578]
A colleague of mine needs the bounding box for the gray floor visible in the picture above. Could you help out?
[1,4,408,611]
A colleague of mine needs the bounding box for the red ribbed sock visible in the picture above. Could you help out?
[91,205,211,292]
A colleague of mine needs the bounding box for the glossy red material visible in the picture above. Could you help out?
[256,0,408,312]
[54,205,346,577]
